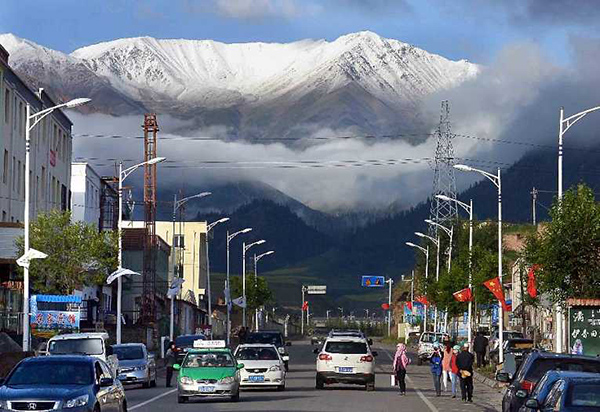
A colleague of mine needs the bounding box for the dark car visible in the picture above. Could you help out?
[0,355,126,412]
[525,376,600,411]
[519,371,600,412]
[491,338,535,366]
[173,334,205,364]
[310,327,330,346]
[245,331,290,371]
[498,351,600,412]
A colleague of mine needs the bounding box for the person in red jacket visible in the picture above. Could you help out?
[450,345,460,398]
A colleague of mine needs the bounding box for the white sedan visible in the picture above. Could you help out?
[234,344,286,391]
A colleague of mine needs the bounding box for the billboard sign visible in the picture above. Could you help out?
[361,275,385,287]
[306,285,327,295]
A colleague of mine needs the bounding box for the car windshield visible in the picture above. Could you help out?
[525,359,600,382]
[113,346,144,360]
[7,361,92,386]
[245,333,283,346]
[175,335,204,347]
[236,347,279,361]
[183,352,234,368]
[566,383,600,407]
[325,341,368,354]
[48,338,103,355]
[506,340,534,350]
[420,333,446,343]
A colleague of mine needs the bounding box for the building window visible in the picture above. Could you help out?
[13,96,16,129]
[1,211,5,222]
[17,160,21,195]
[3,150,7,184]
[12,156,16,191]
[174,234,185,248]
[18,101,23,137]
[4,89,9,124]
[41,166,46,202]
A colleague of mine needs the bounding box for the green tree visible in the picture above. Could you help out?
[16,210,119,294]
[230,273,274,314]
[523,184,600,304]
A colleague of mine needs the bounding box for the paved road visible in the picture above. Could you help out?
[123,340,502,412]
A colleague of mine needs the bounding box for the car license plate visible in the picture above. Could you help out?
[338,367,353,373]
[199,385,215,393]
[249,375,265,382]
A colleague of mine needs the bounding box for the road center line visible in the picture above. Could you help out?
[129,388,177,410]
[381,346,439,412]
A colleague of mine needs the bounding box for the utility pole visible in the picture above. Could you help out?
[386,278,394,337]
[301,286,307,335]
[531,187,538,226]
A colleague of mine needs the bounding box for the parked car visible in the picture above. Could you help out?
[490,330,525,351]
[0,355,127,412]
[490,338,535,366]
[245,331,291,371]
[234,344,286,390]
[47,332,119,374]
[524,376,600,411]
[112,343,157,388]
[498,351,600,412]
[417,332,449,365]
[314,336,377,391]
[173,334,205,364]
[518,371,600,412]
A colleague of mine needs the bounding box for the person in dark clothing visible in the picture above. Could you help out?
[430,343,443,397]
[473,331,489,368]
[238,326,248,344]
[165,342,177,387]
[456,342,475,402]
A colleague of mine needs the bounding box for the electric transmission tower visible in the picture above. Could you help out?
[428,100,458,236]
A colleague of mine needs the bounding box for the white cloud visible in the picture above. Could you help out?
[211,0,318,19]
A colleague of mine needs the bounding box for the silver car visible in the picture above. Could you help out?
[112,343,157,388]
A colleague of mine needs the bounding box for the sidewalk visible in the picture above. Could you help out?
[376,342,503,412]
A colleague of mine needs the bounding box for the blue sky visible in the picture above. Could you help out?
[1,0,599,64]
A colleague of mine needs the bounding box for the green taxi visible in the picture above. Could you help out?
[173,340,243,403]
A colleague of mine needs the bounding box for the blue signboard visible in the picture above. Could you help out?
[30,295,82,330]
[361,275,385,287]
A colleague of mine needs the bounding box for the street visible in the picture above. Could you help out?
[124,341,502,412]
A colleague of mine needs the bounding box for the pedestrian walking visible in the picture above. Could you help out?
[165,342,177,387]
[473,331,488,368]
[456,342,475,403]
[393,343,411,395]
[450,345,460,398]
[430,342,443,397]
[442,340,453,393]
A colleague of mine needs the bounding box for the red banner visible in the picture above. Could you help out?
[453,287,473,302]
[406,302,413,311]
[415,295,429,306]
[483,277,510,311]
[302,301,309,311]
[528,265,540,298]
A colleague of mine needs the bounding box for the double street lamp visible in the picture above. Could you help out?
[254,250,275,331]
[242,240,266,327]
[205,217,229,338]
[22,97,91,351]
[455,164,504,362]
[226,228,252,345]
[425,219,453,333]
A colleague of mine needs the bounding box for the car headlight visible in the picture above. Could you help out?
[180,376,194,385]
[278,347,285,354]
[219,376,235,384]
[64,394,89,409]
[269,365,281,372]
[134,365,147,371]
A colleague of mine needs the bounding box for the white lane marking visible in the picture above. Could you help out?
[129,388,177,410]
[382,346,439,412]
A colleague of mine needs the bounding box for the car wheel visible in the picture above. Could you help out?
[316,376,324,390]
[277,384,286,392]
[231,391,240,402]
[142,381,151,389]
[93,404,101,412]
[121,400,128,412]
[150,378,156,388]
[177,396,186,404]
[366,381,375,392]
[284,361,289,372]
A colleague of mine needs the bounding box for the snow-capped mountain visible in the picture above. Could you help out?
[0,32,479,139]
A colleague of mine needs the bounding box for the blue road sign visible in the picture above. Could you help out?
[361,275,385,287]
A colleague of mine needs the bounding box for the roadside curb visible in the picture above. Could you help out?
[473,370,499,389]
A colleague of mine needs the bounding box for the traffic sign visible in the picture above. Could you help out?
[361,275,385,287]
[306,285,327,295]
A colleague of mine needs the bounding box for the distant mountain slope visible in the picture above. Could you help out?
[0,31,478,139]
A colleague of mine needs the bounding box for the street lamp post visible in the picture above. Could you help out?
[386,278,394,336]
[437,195,474,344]
[169,192,211,342]
[242,240,266,327]
[556,105,600,353]
[425,220,453,333]
[455,164,504,362]
[22,97,91,351]
[406,242,429,332]
[117,157,166,344]
[226,228,252,345]
[414,232,439,331]
[254,250,274,331]
[205,217,229,339]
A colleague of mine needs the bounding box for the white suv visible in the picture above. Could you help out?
[314,337,377,391]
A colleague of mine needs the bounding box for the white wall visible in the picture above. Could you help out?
[70,163,101,228]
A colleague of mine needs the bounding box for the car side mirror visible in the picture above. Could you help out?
[525,399,539,409]
[172,364,181,371]
[99,377,113,387]
[286,342,292,347]
[516,390,528,399]
[313,348,320,354]
[237,363,245,370]
[496,372,511,383]
[147,353,155,360]
[372,351,378,357]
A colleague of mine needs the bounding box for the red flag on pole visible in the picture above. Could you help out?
[302,301,309,311]
[381,303,390,310]
[527,265,540,298]
[415,296,429,306]
[453,287,473,302]
[483,277,511,311]
[406,302,413,311]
